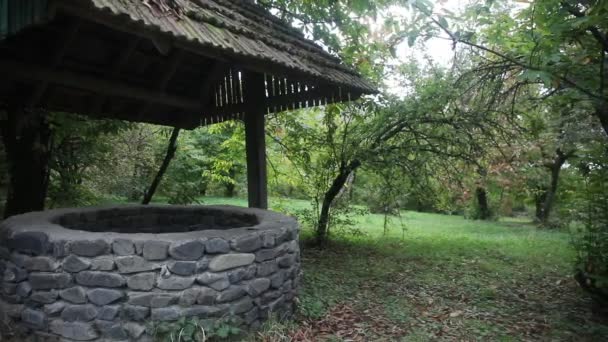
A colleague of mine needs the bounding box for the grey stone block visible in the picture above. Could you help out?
[244,307,259,324]
[255,244,288,262]
[21,308,46,329]
[270,271,286,289]
[8,231,49,256]
[196,288,218,305]
[59,286,87,304]
[0,247,10,260]
[99,321,128,340]
[196,272,231,291]
[122,304,149,321]
[115,255,159,274]
[90,257,115,271]
[257,260,279,277]
[286,240,299,253]
[243,265,257,280]
[112,238,135,256]
[4,265,28,282]
[2,303,24,318]
[127,272,156,291]
[261,232,276,248]
[231,297,254,314]
[247,278,270,297]
[208,278,231,291]
[16,281,32,297]
[61,304,98,322]
[196,272,225,285]
[169,240,204,261]
[53,240,69,258]
[205,238,230,254]
[124,322,146,339]
[63,255,91,273]
[168,261,197,276]
[228,267,248,283]
[69,239,110,257]
[151,307,181,321]
[128,292,177,308]
[30,272,72,289]
[156,275,195,290]
[44,301,66,316]
[24,256,58,271]
[179,288,200,306]
[50,320,99,340]
[277,254,297,268]
[216,286,246,303]
[10,252,29,267]
[87,288,123,305]
[98,305,120,320]
[142,241,169,261]
[75,271,125,288]
[196,257,210,272]
[230,234,262,252]
[209,253,255,272]
[1,282,16,295]
[182,305,225,318]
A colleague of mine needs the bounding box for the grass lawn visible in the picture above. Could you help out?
[102,196,607,341]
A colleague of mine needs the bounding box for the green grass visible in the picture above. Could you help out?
[100,195,606,341]
[244,197,603,341]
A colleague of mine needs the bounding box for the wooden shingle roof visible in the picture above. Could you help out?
[79,0,376,94]
[0,0,377,128]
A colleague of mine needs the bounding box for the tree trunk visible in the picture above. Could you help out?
[316,159,361,246]
[536,149,568,225]
[597,103,608,138]
[0,108,52,218]
[224,167,237,198]
[535,189,547,221]
[475,186,491,220]
[142,128,180,205]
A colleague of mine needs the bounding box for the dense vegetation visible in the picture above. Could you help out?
[0,0,606,338]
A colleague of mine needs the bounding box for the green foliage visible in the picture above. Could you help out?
[148,317,207,342]
[47,113,127,207]
[147,316,241,342]
[160,122,246,204]
[571,147,608,310]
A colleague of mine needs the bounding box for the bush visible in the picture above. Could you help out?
[571,158,608,315]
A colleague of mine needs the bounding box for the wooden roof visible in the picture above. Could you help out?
[0,0,377,128]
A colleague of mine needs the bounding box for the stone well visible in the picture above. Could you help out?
[0,205,300,341]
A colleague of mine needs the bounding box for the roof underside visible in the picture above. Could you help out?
[0,0,377,128]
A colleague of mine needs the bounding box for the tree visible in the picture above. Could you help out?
[142,128,181,205]
[268,104,370,245]
[48,113,126,207]
[404,0,608,137]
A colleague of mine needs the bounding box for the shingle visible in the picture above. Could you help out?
[84,0,377,93]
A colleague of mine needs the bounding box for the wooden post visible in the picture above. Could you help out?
[0,107,51,218]
[244,71,268,209]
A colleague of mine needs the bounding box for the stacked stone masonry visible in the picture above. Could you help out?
[0,205,301,341]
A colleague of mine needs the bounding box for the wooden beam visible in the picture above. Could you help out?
[0,58,201,111]
[243,71,268,209]
[27,19,81,107]
[137,49,184,121]
[91,36,140,113]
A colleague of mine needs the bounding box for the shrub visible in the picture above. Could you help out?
[571,159,608,315]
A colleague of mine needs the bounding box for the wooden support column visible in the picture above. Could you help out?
[243,72,268,209]
[0,107,51,218]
